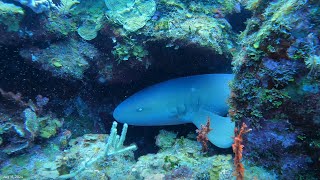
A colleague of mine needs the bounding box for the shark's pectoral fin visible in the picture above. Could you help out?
[192,110,235,148]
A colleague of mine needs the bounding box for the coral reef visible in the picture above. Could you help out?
[1,123,137,179]
[0,0,319,179]
[105,0,156,32]
[0,129,276,179]
[0,88,63,156]
[46,0,105,38]
[111,39,150,62]
[14,0,53,13]
[19,39,99,79]
[243,120,313,179]
[133,131,233,179]
[50,121,137,179]
[142,0,236,55]
[0,1,25,31]
[0,0,239,85]
[229,1,320,177]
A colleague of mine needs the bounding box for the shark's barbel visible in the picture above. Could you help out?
[113,74,235,148]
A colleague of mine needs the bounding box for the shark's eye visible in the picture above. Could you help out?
[136,107,143,112]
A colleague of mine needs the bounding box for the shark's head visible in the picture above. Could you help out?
[113,86,180,126]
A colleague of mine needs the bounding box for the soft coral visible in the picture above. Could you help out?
[196,117,212,152]
[232,122,251,180]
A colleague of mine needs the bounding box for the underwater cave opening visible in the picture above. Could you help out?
[106,41,233,157]
[108,41,232,92]
[0,40,233,157]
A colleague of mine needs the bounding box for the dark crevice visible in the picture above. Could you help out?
[226,8,252,33]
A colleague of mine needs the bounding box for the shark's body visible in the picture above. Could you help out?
[113,74,235,148]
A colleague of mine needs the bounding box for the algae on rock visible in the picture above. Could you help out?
[105,0,156,32]
[0,1,25,31]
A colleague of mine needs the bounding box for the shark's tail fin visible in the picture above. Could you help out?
[192,110,235,148]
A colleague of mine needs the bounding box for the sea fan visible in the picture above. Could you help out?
[305,54,320,68]
[305,54,320,77]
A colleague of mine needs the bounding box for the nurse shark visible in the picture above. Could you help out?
[113,74,235,148]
